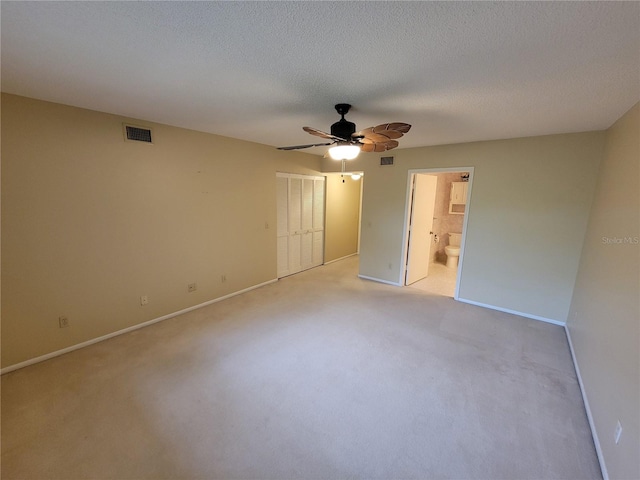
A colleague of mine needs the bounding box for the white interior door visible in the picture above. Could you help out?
[289,177,303,274]
[277,173,325,278]
[276,176,290,276]
[405,174,438,285]
[300,178,314,269]
[312,178,325,266]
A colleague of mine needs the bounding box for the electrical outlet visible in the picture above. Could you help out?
[140,295,149,306]
[58,316,69,328]
[188,283,197,293]
[615,420,622,444]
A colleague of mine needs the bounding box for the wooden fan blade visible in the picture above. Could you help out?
[355,123,412,141]
[358,140,399,152]
[381,140,399,150]
[384,122,412,134]
[354,127,373,138]
[360,143,375,153]
[374,129,403,140]
[364,132,397,143]
[277,142,333,151]
[303,126,343,141]
[366,125,401,139]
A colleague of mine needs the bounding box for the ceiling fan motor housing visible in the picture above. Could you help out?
[332,103,356,141]
[331,119,356,141]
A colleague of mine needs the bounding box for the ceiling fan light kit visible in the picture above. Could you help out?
[278,104,411,159]
[328,143,361,160]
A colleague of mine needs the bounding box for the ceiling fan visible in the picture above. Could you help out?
[277,104,411,160]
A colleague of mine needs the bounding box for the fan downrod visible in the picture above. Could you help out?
[335,103,351,118]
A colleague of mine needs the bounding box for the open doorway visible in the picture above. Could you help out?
[402,168,473,298]
[323,171,363,265]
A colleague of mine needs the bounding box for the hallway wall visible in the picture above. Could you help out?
[324,173,362,263]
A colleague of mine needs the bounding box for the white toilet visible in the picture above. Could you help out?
[444,233,462,268]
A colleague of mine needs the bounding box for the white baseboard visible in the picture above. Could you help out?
[564,325,608,480]
[1,278,278,375]
[455,297,565,326]
[358,274,402,286]
[323,252,358,265]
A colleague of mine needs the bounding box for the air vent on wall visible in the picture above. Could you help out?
[123,124,153,144]
[380,156,394,166]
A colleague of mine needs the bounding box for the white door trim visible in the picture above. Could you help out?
[400,167,474,300]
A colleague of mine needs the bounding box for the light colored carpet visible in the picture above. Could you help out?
[1,256,601,479]
[409,261,458,297]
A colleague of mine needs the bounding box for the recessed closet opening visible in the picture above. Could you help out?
[276,171,363,279]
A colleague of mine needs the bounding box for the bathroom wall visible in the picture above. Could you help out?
[431,172,468,263]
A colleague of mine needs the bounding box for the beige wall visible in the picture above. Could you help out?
[324,131,604,322]
[3,92,637,477]
[1,94,322,368]
[324,173,361,263]
[566,103,639,480]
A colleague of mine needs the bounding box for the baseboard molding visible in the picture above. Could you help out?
[1,278,278,375]
[324,252,358,265]
[358,274,402,287]
[564,325,608,480]
[455,297,565,326]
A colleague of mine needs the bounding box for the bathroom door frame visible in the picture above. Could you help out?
[400,167,474,300]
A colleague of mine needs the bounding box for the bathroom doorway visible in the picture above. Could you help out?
[402,168,473,298]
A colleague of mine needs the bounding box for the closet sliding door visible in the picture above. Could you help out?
[277,173,325,278]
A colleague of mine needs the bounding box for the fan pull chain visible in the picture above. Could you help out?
[341,159,346,183]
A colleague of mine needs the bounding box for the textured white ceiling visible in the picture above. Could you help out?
[2,1,639,153]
